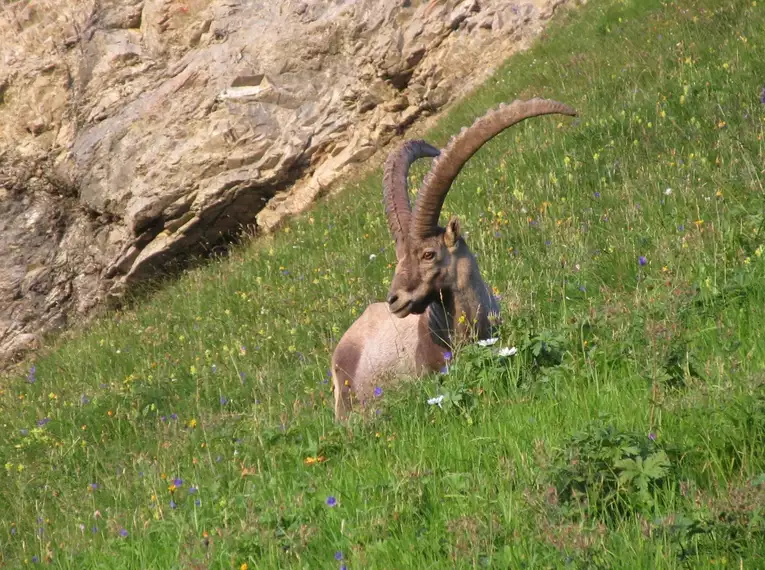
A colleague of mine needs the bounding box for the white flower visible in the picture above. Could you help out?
[427,395,445,408]
[476,337,499,347]
[498,346,518,357]
[369,254,377,261]
[664,187,672,196]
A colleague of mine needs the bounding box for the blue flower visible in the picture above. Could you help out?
[443,351,452,361]
[170,500,177,509]
[27,366,36,384]
[373,387,383,398]
[638,256,647,266]
[36,417,51,427]
[189,486,198,494]
[219,396,229,405]
[173,478,183,487]
[119,528,128,537]
[335,551,343,561]
[326,496,337,507]
[32,556,39,564]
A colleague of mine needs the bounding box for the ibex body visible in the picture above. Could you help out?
[332,98,576,420]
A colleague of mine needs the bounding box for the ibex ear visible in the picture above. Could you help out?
[444,216,461,248]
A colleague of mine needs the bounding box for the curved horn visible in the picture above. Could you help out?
[410,98,577,238]
[383,140,441,244]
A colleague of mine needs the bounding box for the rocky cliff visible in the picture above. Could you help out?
[0,0,576,363]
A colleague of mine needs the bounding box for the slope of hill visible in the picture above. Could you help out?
[2,0,765,567]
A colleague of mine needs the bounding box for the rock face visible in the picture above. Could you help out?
[0,0,577,363]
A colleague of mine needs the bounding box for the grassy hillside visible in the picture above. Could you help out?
[3,0,765,567]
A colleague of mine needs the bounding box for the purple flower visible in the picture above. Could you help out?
[36,417,51,427]
[119,528,128,538]
[160,415,167,422]
[173,478,183,487]
[638,256,647,266]
[194,498,201,506]
[373,387,383,398]
[32,556,39,564]
[220,396,229,405]
[760,86,765,105]
[80,394,90,405]
[648,432,657,441]
[90,483,98,490]
[340,565,347,570]
[211,364,217,373]
[170,413,178,421]
[326,496,337,507]
[169,500,177,509]
[593,191,600,199]
[27,366,37,384]
[189,486,198,494]
[92,526,99,534]
[443,351,452,361]
[335,551,344,561]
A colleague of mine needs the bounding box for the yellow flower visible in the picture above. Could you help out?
[188,418,198,428]
[240,564,249,570]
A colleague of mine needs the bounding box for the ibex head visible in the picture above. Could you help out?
[384,98,577,318]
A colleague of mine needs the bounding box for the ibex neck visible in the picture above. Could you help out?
[427,251,498,349]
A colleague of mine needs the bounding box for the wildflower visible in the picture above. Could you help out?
[89,483,98,491]
[369,253,377,261]
[119,528,128,538]
[443,351,452,361]
[170,500,177,509]
[241,564,249,570]
[36,417,51,427]
[335,551,344,561]
[27,366,36,384]
[638,256,647,266]
[32,556,39,564]
[189,486,198,494]
[427,395,445,408]
[188,418,198,428]
[760,86,765,105]
[593,191,600,198]
[664,187,672,195]
[326,496,337,507]
[476,337,499,347]
[92,526,98,533]
[219,396,229,405]
[373,387,383,398]
[170,413,178,421]
[195,498,201,506]
[648,432,657,441]
[173,478,183,487]
[240,346,247,356]
[498,347,518,357]
[80,394,90,404]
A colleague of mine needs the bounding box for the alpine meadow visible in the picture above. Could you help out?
[2,0,765,568]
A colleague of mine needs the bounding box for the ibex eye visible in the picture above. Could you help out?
[422,251,436,260]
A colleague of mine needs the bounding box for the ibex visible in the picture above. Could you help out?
[331,98,577,420]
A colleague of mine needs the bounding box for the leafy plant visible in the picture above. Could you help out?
[546,418,679,520]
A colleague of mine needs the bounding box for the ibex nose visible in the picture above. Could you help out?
[387,293,399,306]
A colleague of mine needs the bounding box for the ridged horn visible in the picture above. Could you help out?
[382,140,441,244]
[410,98,577,238]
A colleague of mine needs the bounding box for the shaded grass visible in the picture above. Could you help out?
[2,0,765,567]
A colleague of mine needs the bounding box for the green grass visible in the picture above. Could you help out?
[3,0,765,567]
